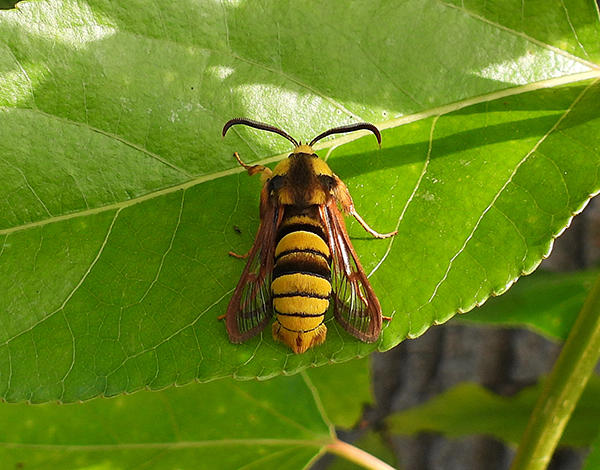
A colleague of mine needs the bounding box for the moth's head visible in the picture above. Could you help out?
[269,149,334,206]
[291,143,314,155]
[222,118,382,205]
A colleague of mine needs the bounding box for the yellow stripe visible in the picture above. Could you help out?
[277,315,323,332]
[275,231,330,258]
[281,215,322,227]
[272,273,331,297]
[273,297,329,315]
[310,157,334,177]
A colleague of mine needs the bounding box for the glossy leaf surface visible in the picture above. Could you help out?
[1,0,600,401]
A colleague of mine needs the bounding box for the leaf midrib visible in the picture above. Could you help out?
[0,438,332,450]
[1,70,598,238]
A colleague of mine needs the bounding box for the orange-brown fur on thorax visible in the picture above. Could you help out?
[267,145,335,207]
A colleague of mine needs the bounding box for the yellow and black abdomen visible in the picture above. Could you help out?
[271,215,331,353]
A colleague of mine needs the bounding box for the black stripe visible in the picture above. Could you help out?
[273,257,331,280]
[272,269,331,283]
[273,291,330,300]
[276,223,327,244]
[275,310,326,318]
[275,248,330,263]
[275,319,325,332]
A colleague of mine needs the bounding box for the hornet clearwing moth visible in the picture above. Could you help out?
[222,118,396,354]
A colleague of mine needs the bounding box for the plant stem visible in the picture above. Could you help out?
[325,438,396,470]
[510,271,600,470]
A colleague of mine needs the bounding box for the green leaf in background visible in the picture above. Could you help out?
[387,375,600,448]
[305,357,372,430]
[0,373,333,469]
[1,0,600,402]
[583,432,600,470]
[457,268,599,341]
[0,358,380,469]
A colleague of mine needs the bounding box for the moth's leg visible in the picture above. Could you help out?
[333,175,397,239]
[382,315,392,321]
[228,249,249,259]
[234,152,273,178]
[350,208,397,239]
[229,153,273,258]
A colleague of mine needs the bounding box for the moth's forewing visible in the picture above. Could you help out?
[321,201,382,342]
[225,186,282,342]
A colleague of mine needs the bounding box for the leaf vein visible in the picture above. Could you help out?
[1,41,37,108]
[59,309,76,392]
[535,150,571,208]
[3,107,191,177]
[236,446,303,470]
[0,155,53,217]
[493,205,528,265]
[230,383,319,436]
[437,0,599,70]
[108,288,233,376]
[0,438,328,450]
[0,209,121,348]
[368,115,438,280]
[420,80,596,309]
[301,371,336,438]
[135,189,185,306]
[559,0,589,59]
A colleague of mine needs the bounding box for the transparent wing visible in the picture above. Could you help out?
[226,194,282,342]
[321,201,382,342]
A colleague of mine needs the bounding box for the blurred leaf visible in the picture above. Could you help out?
[387,375,600,447]
[458,269,600,340]
[1,0,600,402]
[0,373,334,469]
[306,357,372,429]
[583,431,600,470]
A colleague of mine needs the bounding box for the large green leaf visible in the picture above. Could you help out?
[458,268,599,340]
[387,376,600,448]
[1,0,600,402]
[0,356,378,469]
[305,357,372,430]
[0,373,333,469]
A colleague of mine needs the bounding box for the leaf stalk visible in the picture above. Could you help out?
[510,271,600,470]
[325,438,396,470]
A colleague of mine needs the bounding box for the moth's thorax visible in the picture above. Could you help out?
[269,151,335,206]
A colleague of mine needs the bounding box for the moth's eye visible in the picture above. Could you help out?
[269,175,285,193]
[318,175,335,190]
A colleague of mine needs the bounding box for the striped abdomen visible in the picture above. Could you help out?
[271,214,331,353]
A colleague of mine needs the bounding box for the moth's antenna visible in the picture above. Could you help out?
[223,118,299,147]
[309,123,381,147]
